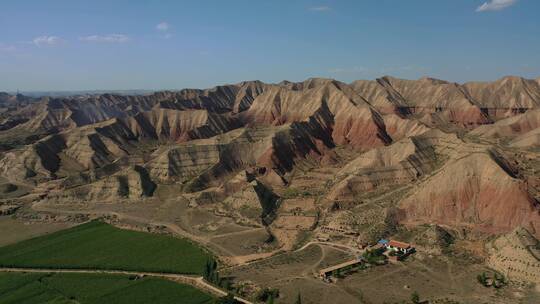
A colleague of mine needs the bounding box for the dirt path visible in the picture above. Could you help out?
[447,260,457,290]
[222,241,359,274]
[209,227,267,239]
[295,241,361,254]
[0,267,253,304]
[302,244,325,277]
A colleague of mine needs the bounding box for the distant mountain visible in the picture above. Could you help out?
[8,90,156,98]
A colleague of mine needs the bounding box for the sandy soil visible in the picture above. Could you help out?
[0,217,72,247]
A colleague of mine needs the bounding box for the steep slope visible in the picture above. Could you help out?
[0,118,135,182]
[328,131,441,201]
[147,119,334,189]
[126,108,239,141]
[382,114,430,140]
[464,76,540,120]
[0,134,65,182]
[399,153,540,237]
[470,109,540,139]
[243,82,391,150]
[510,128,540,148]
[351,76,491,128]
[45,165,156,203]
[0,81,269,136]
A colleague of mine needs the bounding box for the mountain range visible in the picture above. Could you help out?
[1,75,539,243]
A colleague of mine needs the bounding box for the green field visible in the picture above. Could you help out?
[0,272,214,304]
[0,221,212,275]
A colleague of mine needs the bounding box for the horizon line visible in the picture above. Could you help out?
[3,74,539,95]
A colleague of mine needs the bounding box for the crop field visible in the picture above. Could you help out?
[0,272,214,304]
[0,220,211,274]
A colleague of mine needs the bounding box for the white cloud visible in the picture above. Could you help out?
[33,35,62,46]
[309,6,330,11]
[156,22,170,31]
[79,34,130,43]
[476,0,517,12]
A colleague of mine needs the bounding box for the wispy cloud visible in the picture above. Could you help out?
[0,44,16,52]
[476,0,517,12]
[155,21,173,39]
[79,34,130,43]
[33,35,63,47]
[309,6,331,12]
[156,22,170,31]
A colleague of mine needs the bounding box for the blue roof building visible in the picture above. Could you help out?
[378,239,389,245]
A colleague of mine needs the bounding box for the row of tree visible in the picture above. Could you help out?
[204,260,220,285]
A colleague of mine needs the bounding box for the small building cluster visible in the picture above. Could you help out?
[318,239,416,282]
[319,258,364,281]
[378,239,414,254]
[377,239,415,261]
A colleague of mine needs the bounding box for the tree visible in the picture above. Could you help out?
[295,293,302,304]
[204,259,221,285]
[256,288,279,302]
[410,291,420,304]
[477,272,488,286]
[221,279,231,291]
[204,260,212,281]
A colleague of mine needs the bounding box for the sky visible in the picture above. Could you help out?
[0,0,539,91]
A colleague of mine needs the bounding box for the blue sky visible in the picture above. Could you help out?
[0,0,539,91]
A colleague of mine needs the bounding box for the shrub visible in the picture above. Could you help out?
[256,288,280,302]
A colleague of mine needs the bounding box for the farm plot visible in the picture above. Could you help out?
[0,220,212,275]
[0,272,214,304]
